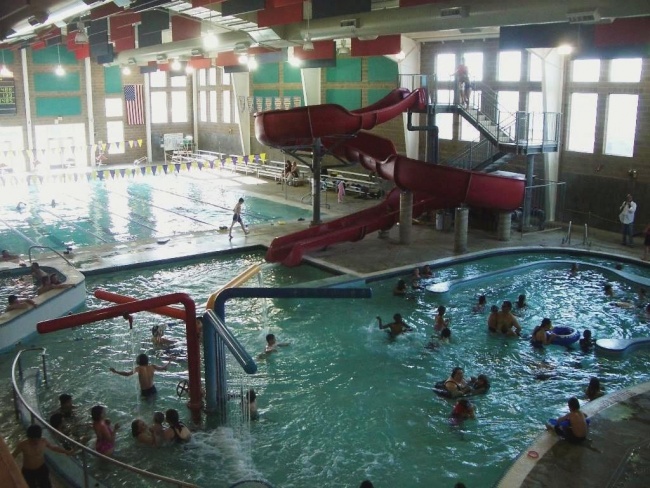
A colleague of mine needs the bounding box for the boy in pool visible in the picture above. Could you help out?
[12,424,74,487]
[579,330,594,352]
[377,314,413,337]
[264,333,290,354]
[151,325,175,348]
[546,397,589,443]
[109,353,171,398]
[451,398,475,420]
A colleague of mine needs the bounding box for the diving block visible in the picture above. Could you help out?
[596,338,650,354]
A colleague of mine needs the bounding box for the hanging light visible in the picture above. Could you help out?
[55,45,65,76]
[303,3,314,51]
[122,65,131,75]
[247,56,258,70]
[203,10,218,50]
[0,49,11,77]
[171,58,181,71]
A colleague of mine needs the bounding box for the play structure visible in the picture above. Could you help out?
[37,268,372,423]
[255,87,526,266]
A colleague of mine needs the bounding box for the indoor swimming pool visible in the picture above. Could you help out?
[3,250,650,487]
[0,171,313,255]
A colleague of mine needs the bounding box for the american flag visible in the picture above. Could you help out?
[124,84,144,125]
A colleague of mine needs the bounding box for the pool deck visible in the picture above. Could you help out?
[32,167,646,276]
[16,169,650,488]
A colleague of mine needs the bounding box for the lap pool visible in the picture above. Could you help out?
[0,171,313,255]
[4,250,650,487]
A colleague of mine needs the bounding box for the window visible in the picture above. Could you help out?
[567,93,598,153]
[463,52,483,82]
[572,59,600,82]
[222,90,231,123]
[106,121,124,154]
[437,113,453,140]
[609,58,642,83]
[497,91,520,114]
[460,90,481,142]
[529,53,542,82]
[150,92,168,123]
[149,71,167,88]
[436,53,456,82]
[604,94,638,157]
[498,51,521,82]
[198,69,206,87]
[199,91,207,122]
[209,91,217,123]
[208,67,217,85]
[436,89,454,106]
[170,75,187,87]
[171,91,187,123]
[222,70,230,85]
[105,97,123,118]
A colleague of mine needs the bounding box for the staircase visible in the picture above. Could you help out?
[434,80,561,171]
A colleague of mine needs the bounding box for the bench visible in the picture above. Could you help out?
[322,170,383,199]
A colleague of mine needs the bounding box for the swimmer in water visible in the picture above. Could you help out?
[377,314,413,337]
[109,353,170,398]
[151,325,175,348]
[434,305,450,332]
[264,333,290,354]
[530,318,555,348]
[473,295,486,313]
[487,305,499,332]
[393,279,408,297]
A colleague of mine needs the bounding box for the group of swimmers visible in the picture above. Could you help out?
[393,265,435,295]
[4,262,74,312]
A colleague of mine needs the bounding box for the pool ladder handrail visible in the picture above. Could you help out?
[11,348,199,488]
[583,223,591,247]
[561,221,572,245]
[28,245,74,267]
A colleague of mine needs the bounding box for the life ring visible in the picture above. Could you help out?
[176,380,190,398]
[549,326,580,346]
[433,380,452,398]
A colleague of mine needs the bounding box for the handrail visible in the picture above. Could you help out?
[562,221,572,245]
[11,348,198,488]
[205,263,262,310]
[28,245,74,266]
[583,223,591,246]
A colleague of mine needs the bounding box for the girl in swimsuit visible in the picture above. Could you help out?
[163,409,192,443]
[91,405,119,456]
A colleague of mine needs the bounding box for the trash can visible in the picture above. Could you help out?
[443,211,453,231]
[435,210,444,230]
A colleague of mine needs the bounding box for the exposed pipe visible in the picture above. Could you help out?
[37,292,203,424]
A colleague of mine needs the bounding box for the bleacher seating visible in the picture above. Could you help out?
[322,169,384,199]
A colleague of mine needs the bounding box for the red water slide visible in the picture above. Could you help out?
[255,89,524,267]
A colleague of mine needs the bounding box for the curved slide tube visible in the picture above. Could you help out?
[256,89,525,267]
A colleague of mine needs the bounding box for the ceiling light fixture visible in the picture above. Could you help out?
[55,45,65,76]
[238,54,248,64]
[74,22,88,44]
[171,59,181,71]
[303,1,314,51]
[127,57,137,65]
[122,65,131,75]
[0,50,12,77]
[557,44,574,55]
[247,57,258,70]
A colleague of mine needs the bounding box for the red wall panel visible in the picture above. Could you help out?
[594,17,650,47]
[113,36,136,52]
[171,15,202,42]
[257,3,303,27]
[351,35,401,57]
[110,12,140,41]
[267,0,302,7]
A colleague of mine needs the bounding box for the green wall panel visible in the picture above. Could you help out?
[35,96,82,116]
[252,63,279,84]
[326,58,362,82]
[326,89,361,110]
[368,56,398,82]
[0,50,15,64]
[283,63,302,83]
[34,72,81,92]
[253,89,280,98]
[32,46,77,65]
[368,89,392,106]
[104,66,122,94]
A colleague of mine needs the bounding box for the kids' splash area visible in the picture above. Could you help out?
[5,249,650,487]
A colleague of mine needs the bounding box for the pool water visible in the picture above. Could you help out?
[3,253,650,488]
[0,172,313,254]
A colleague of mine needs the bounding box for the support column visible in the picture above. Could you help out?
[399,190,413,244]
[522,154,535,228]
[497,211,512,241]
[311,138,322,226]
[454,207,469,253]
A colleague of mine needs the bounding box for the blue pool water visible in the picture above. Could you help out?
[0,172,313,254]
[2,251,650,488]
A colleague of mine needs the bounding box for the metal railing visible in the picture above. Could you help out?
[562,221,572,245]
[11,348,198,488]
[446,138,502,170]
[28,245,75,266]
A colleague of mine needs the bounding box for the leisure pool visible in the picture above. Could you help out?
[4,251,650,487]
